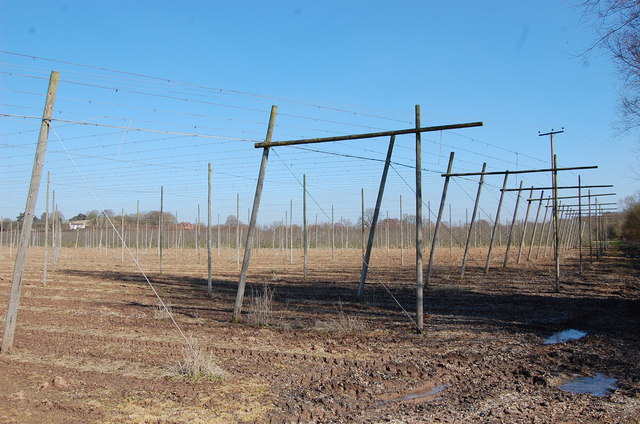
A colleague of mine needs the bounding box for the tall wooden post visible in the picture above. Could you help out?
[400,195,404,265]
[207,163,212,296]
[236,193,240,267]
[461,163,486,277]
[159,186,164,274]
[303,174,308,280]
[136,200,140,262]
[2,70,59,353]
[503,181,524,267]
[426,152,454,286]
[553,155,560,292]
[358,136,395,297]
[121,208,125,263]
[331,205,335,260]
[233,105,277,322]
[484,172,509,273]
[415,105,424,333]
[361,188,365,258]
[578,176,583,273]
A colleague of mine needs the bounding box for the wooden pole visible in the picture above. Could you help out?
[121,208,125,263]
[2,70,59,353]
[361,188,365,258]
[207,163,212,296]
[159,186,163,274]
[485,172,509,273]
[289,198,293,264]
[331,205,335,260]
[303,174,308,280]
[415,105,424,333]
[136,200,140,262]
[516,187,534,264]
[426,152,455,286]
[578,176,583,273]
[236,193,240,268]
[552,154,560,292]
[461,163,487,277]
[233,105,277,322]
[400,195,404,265]
[358,135,395,297]
[527,191,545,261]
[503,181,524,267]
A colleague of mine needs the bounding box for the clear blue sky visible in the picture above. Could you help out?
[1,1,637,226]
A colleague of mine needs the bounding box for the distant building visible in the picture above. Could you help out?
[69,220,90,230]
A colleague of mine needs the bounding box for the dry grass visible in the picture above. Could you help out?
[246,284,279,327]
[170,338,226,381]
[314,301,366,332]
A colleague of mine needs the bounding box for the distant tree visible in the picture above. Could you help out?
[620,191,640,242]
[70,213,87,221]
[144,211,176,224]
[581,1,640,133]
[16,212,25,222]
[225,215,240,226]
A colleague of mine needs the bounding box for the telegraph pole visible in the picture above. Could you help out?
[538,128,563,292]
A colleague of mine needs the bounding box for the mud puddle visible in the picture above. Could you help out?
[543,329,587,345]
[559,373,617,397]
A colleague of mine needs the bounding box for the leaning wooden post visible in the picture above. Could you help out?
[516,187,534,264]
[461,162,486,278]
[358,135,395,298]
[2,70,59,354]
[415,105,424,333]
[484,171,509,273]
[503,181,524,267]
[426,152,455,286]
[233,105,277,322]
[43,171,50,286]
[303,174,308,280]
[527,190,545,261]
[207,163,212,296]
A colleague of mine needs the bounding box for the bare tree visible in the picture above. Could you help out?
[582,1,640,132]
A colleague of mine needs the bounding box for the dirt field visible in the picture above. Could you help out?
[0,245,639,423]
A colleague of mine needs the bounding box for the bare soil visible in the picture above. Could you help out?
[0,245,639,423]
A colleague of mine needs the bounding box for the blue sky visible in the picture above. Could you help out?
[0,1,637,226]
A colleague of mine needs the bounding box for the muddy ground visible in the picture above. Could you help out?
[0,245,638,423]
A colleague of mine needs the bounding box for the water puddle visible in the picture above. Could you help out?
[543,329,587,345]
[379,384,446,405]
[559,373,617,397]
